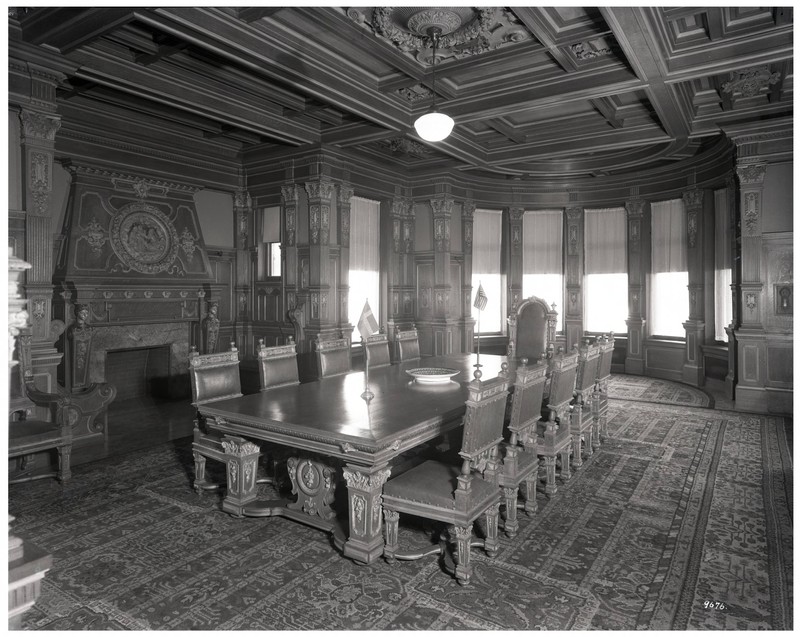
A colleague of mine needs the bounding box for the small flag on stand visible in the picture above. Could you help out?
[357,299,379,340]
[473,283,488,311]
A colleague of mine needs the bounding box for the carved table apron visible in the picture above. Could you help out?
[199,353,507,564]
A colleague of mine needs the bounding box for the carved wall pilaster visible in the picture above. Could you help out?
[460,201,476,351]
[625,198,647,374]
[564,206,584,349]
[507,207,524,318]
[681,187,706,385]
[387,195,415,335]
[338,184,354,329]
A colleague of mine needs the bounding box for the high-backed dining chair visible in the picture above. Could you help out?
[315,336,351,378]
[489,357,548,537]
[364,332,392,368]
[569,338,601,469]
[382,369,508,585]
[9,332,73,484]
[257,337,300,390]
[535,346,578,496]
[592,333,615,447]
[507,295,558,363]
[394,327,420,363]
[189,343,257,494]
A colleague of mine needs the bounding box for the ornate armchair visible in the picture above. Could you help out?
[394,327,420,363]
[488,357,548,537]
[591,333,615,446]
[257,337,300,390]
[364,332,391,368]
[189,343,258,498]
[569,338,601,468]
[382,369,508,585]
[507,295,558,363]
[535,347,579,496]
[314,336,351,378]
[9,332,73,484]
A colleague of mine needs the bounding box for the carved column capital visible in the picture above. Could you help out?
[625,198,646,217]
[337,183,354,205]
[281,183,299,203]
[736,162,767,186]
[19,109,61,142]
[682,188,703,209]
[462,200,476,220]
[429,196,453,218]
[304,179,335,201]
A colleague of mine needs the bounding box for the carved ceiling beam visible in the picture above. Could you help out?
[20,8,137,54]
[705,8,725,41]
[202,125,263,144]
[235,8,285,24]
[589,97,624,128]
[134,40,189,66]
[600,6,691,139]
[284,102,343,127]
[510,7,578,71]
[68,46,321,145]
[320,124,400,147]
[140,8,411,128]
[485,119,527,144]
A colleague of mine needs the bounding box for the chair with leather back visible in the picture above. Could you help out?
[189,343,256,494]
[490,357,548,537]
[315,336,351,378]
[364,332,391,368]
[394,327,420,363]
[9,332,73,484]
[592,332,615,447]
[569,338,601,469]
[257,337,300,390]
[507,295,558,364]
[535,346,579,496]
[382,369,508,585]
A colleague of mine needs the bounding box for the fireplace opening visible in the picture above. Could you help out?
[105,346,171,401]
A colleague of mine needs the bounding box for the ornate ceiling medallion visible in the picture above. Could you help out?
[109,202,181,274]
[346,6,532,63]
[722,65,780,98]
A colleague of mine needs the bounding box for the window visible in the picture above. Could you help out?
[714,188,733,342]
[522,209,563,330]
[650,199,688,338]
[257,206,282,279]
[584,207,627,333]
[348,196,381,342]
[472,209,504,333]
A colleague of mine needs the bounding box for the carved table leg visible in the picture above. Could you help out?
[523,469,538,515]
[571,409,583,468]
[57,444,72,482]
[342,464,392,564]
[560,446,572,481]
[220,436,260,517]
[484,501,500,557]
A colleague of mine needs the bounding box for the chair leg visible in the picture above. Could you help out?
[543,455,558,496]
[571,428,583,468]
[560,447,572,481]
[502,486,519,538]
[523,474,538,515]
[192,450,208,493]
[57,444,72,483]
[453,524,473,585]
[383,509,399,563]
[484,502,501,557]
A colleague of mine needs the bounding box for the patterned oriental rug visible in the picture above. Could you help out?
[607,373,714,408]
[9,396,792,630]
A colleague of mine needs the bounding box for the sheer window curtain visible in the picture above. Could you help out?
[472,209,504,333]
[584,207,627,333]
[650,199,688,337]
[348,196,381,341]
[714,188,733,342]
[522,209,563,330]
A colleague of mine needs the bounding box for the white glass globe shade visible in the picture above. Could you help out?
[414,111,455,142]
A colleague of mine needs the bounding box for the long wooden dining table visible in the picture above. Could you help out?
[198,352,508,564]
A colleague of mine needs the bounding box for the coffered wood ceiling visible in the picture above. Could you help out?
[9,6,793,180]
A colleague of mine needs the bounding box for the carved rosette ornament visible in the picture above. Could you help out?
[722,65,780,98]
[109,201,182,275]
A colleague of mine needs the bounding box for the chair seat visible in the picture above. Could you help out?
[535,421,571,453]
[10,419,63,442]
[383,459,500,518]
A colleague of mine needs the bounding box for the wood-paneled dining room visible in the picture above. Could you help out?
[7,5,792,631]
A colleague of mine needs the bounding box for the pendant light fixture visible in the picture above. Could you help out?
[413,27,454,142]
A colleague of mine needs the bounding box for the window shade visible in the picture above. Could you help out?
[348,196,381,339]
[651,199,687,273]
[714,188,733,342]
[522,209,563,329]
[584,208,627,333]
[472,209,503,333]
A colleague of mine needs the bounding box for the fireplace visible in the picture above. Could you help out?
[105,346,171,401]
